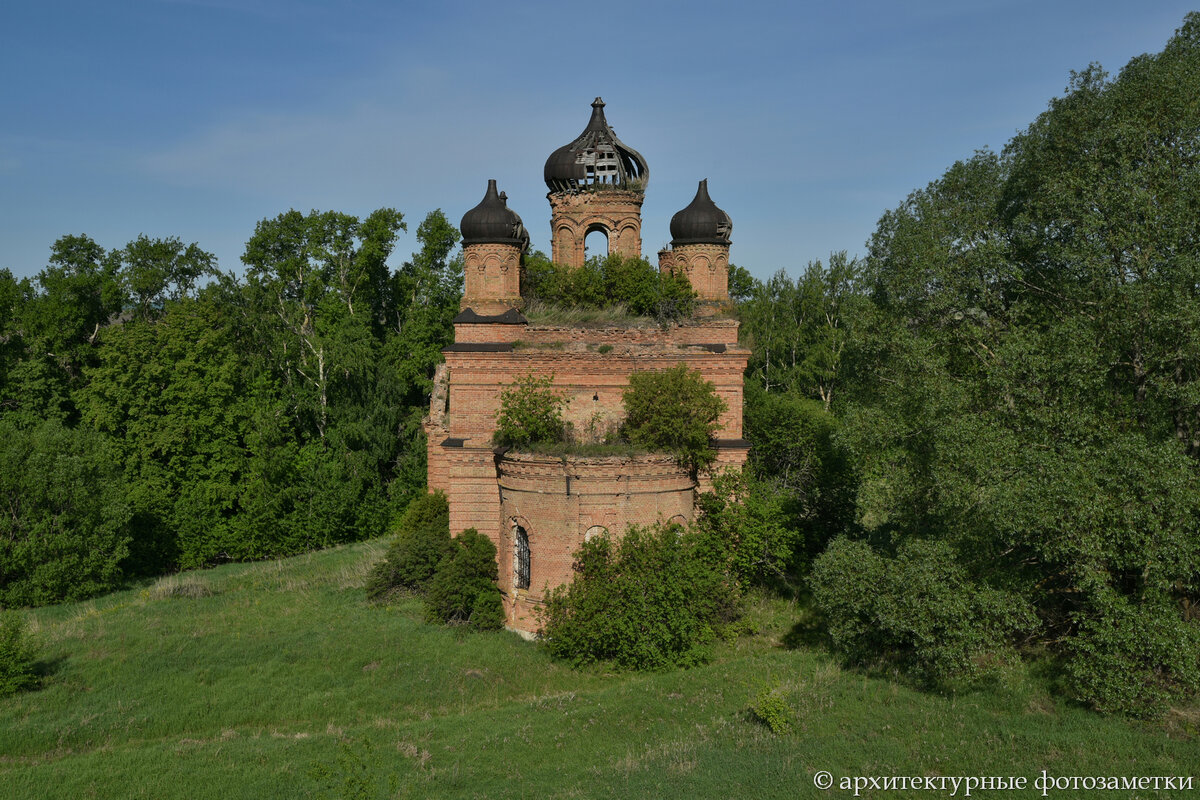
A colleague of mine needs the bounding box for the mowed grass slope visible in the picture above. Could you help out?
[1,542,1197,800]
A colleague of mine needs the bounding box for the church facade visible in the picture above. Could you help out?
[425,98,749,633]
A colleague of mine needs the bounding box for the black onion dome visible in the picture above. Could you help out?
[460,179,529,250]
[544,97,649,192]
[670,179,732,246]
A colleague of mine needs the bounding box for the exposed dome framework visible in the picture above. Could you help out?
[544,98,649,193]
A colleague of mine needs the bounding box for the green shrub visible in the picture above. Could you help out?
[749,684,793,735]
[809,537,1038,686]
[0,612,40,697]
[1065,591,1200,717]
[424,528,504,631]
[492,373,567,449]
[520,251,696,322]
[365,491,451,602]
[622,364,727,474]
[538,522,737,670]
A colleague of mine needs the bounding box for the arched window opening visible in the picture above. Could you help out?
[584,525,607,542]
[514,525,531,591]
[585,227,609,262]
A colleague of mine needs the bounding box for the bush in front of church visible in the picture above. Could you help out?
[424,528,505,631]
[365,491,452,602]
[537,522,737,670]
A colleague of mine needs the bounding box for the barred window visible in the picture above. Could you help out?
[514,525,530,591]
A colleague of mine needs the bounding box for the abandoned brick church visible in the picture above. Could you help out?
[425,98,749,632]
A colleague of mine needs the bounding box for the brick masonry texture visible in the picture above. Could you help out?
[425,324,749,632]
[548,190,644,267]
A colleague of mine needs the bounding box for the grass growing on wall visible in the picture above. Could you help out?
[1,542,1197,799]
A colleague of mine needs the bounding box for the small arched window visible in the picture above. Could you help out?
[514,525,530,591]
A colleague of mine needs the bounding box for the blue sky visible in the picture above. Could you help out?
[1,1,1195,282]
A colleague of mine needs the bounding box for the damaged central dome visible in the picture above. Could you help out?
[543,97,649,193]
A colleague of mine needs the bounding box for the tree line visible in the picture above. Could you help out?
[0,208,462,605]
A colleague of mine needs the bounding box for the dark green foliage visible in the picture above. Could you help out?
[424,528,504,630]
[521,252,696,322]
[742,383,855,565]
[365,492,452,601]
[492,373,567,449]
[112,234,217,320]
[538,523,736,670]
[1066,591,1200,717]
[622,364,726,474]
[0,420,131,606]
[810,538,1038,686]
[802,14,1200,714]
[693,469,801,589]
[1,207,457,598]
[0,612,39,697]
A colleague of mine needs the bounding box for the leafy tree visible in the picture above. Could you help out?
[739,253,862,407]
[365,491,452,601]
[112,235,217,320]
[388,210,463,403]
[727,264,756,303]
[816,13,1200,714]
[493,373,567,449]
[538,523,736,670]
[77,288,249,571]
[622,364,727,474]
[242,207,405,440]
[0,420,131,606]
[424,528,504,631]
[0,235,124,426]
[694,469,802,589]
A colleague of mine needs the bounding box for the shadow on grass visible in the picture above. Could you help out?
[781,617,827,650]
[33,653,68,682]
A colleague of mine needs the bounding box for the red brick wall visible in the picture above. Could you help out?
[496,452,695,631]
[461,242,522,314]
[659,243,731,302]
[548,190,644,267]
[425,318,750,634]
[453,318,740,346]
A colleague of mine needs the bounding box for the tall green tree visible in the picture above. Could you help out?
[814,13,1200,714]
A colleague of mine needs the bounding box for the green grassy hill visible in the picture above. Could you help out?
[2,542,1196,799]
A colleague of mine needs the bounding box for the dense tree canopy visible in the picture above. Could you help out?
[0,208,462,604]
[802,13,1200,714]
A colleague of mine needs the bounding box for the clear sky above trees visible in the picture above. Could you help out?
[1,1,1194,280]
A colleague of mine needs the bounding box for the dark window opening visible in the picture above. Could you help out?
[514,525,530,591]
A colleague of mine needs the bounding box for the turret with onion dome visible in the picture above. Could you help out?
[659,179,734,309]
[670,179,732,246]
[544,98,648,268]
[459,179,527,315]
[461,179,530,250]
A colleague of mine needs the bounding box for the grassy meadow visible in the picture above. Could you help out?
[1,541,1197,799]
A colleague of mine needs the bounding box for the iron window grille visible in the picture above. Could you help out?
[514,526,530,591]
